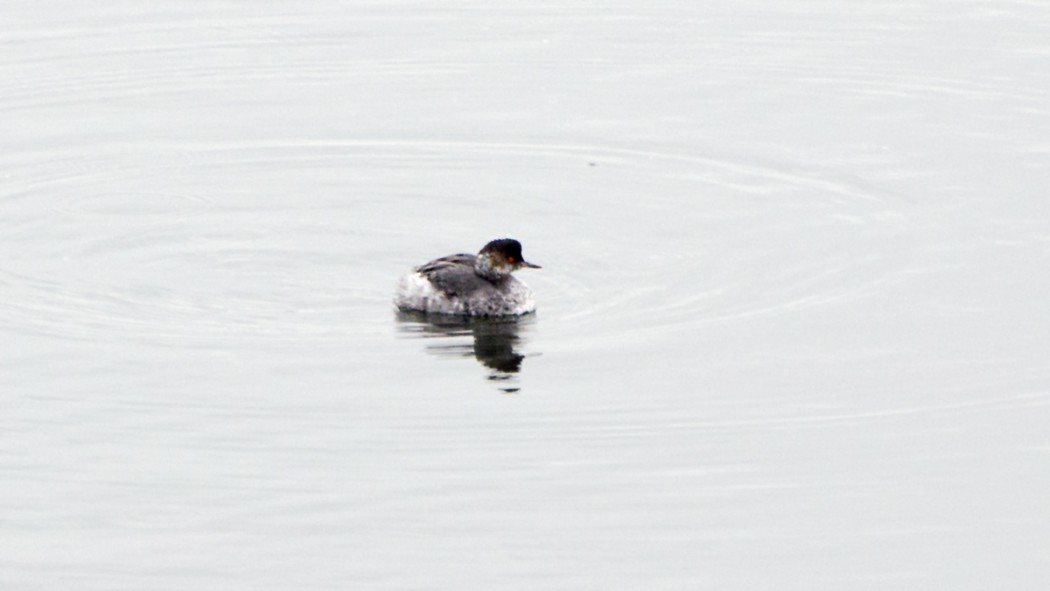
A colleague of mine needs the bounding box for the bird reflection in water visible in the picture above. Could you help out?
[395,310,536,393]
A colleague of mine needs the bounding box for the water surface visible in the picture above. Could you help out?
[2,1,1049,589]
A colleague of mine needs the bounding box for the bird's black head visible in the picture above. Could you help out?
[477,238,541,274]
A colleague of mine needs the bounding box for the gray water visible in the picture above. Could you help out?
[3,1,1049,589]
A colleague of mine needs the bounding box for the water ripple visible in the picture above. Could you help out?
[1,137,923,350]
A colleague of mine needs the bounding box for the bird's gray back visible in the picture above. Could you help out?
[416,253,494,296]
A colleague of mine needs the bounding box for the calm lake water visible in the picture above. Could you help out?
[3,1,1049,589]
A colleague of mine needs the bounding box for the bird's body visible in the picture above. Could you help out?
[394,239,540,316]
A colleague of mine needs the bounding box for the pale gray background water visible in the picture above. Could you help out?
[3,1,1049,589]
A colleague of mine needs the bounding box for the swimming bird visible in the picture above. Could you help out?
[394,238,540,316]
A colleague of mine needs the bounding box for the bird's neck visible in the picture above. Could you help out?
[475,253,510,282]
